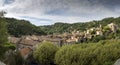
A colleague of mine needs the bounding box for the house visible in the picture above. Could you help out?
[20,47,33,59]
[66,37,79,43]
[66,32,81,43]
[96,27,103,36]
[17,36,40,49]
[8,36,20,44]
[108,23,118,33]
[96,30,103,35]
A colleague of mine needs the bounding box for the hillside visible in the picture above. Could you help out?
[39,17,120,34]
[1,17,119,36]
[1,18,46,37]
[0,17,120,65]
[1,17,120,43]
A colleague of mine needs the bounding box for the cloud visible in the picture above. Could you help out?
[0,0,120,25]
[0,0,4,7]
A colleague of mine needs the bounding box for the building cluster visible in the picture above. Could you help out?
[8,23,119,59]
[65,23,119,43]
[108,23,118,33]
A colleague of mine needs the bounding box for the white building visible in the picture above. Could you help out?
[108,23,118,33]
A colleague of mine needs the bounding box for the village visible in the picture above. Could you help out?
[1,0,120,64]
[8,23,119,59]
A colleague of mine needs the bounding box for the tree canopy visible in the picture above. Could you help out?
[33,41,58,65]
[0,18,8,44]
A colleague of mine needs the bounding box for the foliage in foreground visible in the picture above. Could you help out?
[0,43,16,60]
[4,50,24,65]
[0,18,15,60]
[0,18,8,44]
[33,41,59,65]
[55,39,120,65]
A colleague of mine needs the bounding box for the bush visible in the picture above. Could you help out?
[0,43,16,60]
[55,39,120,65]
[3,43,16,50]
[33,41,59,65]
[4,50,24,65]
[0,18,8,44]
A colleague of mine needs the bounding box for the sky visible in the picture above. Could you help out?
[0,0,120,26]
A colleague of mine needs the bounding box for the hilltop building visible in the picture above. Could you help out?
[108,23,118,33]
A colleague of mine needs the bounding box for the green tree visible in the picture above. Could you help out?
[0,11,6,17]
[55,40,120,65]
[0,18,8,44]
[6,18,46,37]
[33,41,59,65]
[4,50,24,65]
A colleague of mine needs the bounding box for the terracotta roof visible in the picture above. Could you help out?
[20,47,32,58]
[20,39,39,46]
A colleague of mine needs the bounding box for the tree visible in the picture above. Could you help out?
[4,50,24,65]
[55,40,120,65]
[0,11,6,17]
[6,18,46,37]
[0,18,8,44]
[33,41,58,65]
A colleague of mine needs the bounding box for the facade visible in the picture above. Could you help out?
[20,47,32,59]
[108,23,118,33]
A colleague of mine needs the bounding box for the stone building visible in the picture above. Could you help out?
[96,30,103,35]
[108,23,118,33]
[20,47,33,59]
[96,25,103,36]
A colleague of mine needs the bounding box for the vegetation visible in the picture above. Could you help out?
[0,13,16,60]
[0,17,119,37]
[32,39,120,65]
[4,50,24,65]
[0,43,15,60]
[0,16,120,42]
[0,18,8,44]
[39,17,120,34]
[1,13,120,65]
[33,41,59,65]
[55,39,120,65]
[0,18,15,60]
[5,18,46,37]
[0,18,8,60]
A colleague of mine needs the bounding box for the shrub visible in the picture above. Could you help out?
[33,41,59,65]
[4,50,24,65]
[55,39,120,65]
[0,43,16,60]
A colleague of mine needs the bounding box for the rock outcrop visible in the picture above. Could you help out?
[0,61,6,65]
[114,59,120,65]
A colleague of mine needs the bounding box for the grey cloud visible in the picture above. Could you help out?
[2,0,118,15]
[0,0,120,25]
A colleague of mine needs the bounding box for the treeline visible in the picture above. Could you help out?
[39,17,120,34]
[0,18,15,60]
[1,16,120,65]
[0,17,120,36]
[0,17,46,37]
[33,39,120,65]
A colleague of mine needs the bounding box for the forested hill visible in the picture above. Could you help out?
[0,17,120,36]
[39,17,120,34]
[3,18,46,37]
